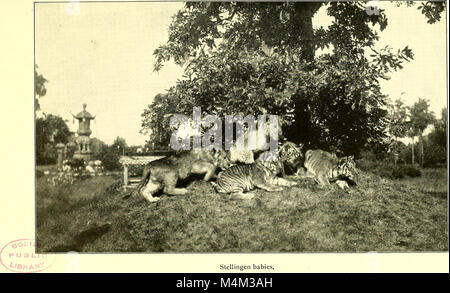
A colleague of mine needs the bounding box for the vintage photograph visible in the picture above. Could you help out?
[35,1,447,253]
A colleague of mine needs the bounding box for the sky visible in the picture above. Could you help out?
[35,2,447,146]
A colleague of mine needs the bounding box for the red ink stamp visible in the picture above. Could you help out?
[0,239,54,273]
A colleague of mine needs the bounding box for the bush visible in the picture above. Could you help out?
[93,145,121,171]
[47,172,92,187]
[423,145,446,168]
[36,170,45,178]
[67,158,85,170]
[128,164,145,177]
[391,167,405,179]
[36,156,56,166]
[402,166,421,177]
[356,159,421,180]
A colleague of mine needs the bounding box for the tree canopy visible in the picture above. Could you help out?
[35,65,48,111]
[36,114,71,164]
[388,97,409,141]
[143,1,445,155]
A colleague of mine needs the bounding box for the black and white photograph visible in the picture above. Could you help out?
[33,1,447,254]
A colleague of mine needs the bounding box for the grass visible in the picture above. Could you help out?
[36,167,448,252]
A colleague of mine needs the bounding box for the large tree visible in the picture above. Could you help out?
[35,65,48,111]
[144,1,444,155]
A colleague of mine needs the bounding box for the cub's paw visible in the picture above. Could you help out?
[240,193,255,200]
[143,194,160,203]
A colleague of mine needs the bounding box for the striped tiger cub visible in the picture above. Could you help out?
[303,149,358,191]
[257,141,304,176]
[211,160,298,200]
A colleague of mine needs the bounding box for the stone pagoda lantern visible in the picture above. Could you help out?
[72,103,95,161]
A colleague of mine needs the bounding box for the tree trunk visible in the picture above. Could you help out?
[411,137,415,165]
[419,134,424,166]
[293,3,321,63]
[394,136,398,165]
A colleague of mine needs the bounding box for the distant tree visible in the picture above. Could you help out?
[423,107,447,166]
[111,136,127,155]
[428,107,447,148]
[35,114,71,164]
[388,97,409,142]
[408,98,435,165]
[387,97,410,163]
[141,93,176,149]
[93,144,121,171]
[35,65,48,111]
[89,137,106,157]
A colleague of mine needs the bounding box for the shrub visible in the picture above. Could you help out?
[67,158,86,170]
[128,164,146,177]
[36,170,45,178]
[402,165,421,177]
[391,167,405,179]
[36,156,56,166]
[359,150,378,162]
[356,159,421,180]
[47,171,92,187]
[423,145,446,168]
[94,145,121,171]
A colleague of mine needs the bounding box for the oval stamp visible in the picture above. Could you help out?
[0,239,54,273]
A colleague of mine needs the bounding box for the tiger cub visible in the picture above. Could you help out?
[303,149,358,191]
[212,143,300,200]
[138,149,231,202]
[257,141,304,176]
[211,160,298,200]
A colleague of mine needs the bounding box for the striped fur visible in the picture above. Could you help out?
[303,149,358,190]
[257,141,304,176]
[212,160,297,200]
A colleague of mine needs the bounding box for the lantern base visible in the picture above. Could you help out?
[73,151,92,162]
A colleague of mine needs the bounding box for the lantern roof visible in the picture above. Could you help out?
[73,104,95,119]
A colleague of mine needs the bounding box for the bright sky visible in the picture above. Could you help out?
[35,2,447,146]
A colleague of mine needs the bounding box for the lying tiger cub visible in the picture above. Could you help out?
[303,149,358,191]
[138,149,230,202]
[211,151,298,200]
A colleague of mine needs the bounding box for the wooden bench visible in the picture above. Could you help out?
[119,155,166,188]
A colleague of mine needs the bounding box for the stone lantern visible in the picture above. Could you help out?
[56,143,65,170]
[72,103,95,162]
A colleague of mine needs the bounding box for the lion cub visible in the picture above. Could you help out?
[138,150,230,202]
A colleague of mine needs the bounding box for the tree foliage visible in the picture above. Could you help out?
[388,97,409,141]
[141,93,177,148]
[143,1,444,155]
[36,114,71,164]
[35,65,48,111]
[111,136,127,154]
[93,144,121,171]
[429,107,447,148]
[409,98,435,137]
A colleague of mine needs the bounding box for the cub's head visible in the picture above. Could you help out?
[279,141,304,170]
[338,155,358,180]
[213,149,232,170]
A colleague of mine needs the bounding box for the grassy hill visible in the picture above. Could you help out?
[36,167,448,252]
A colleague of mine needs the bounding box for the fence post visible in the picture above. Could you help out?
[123,165,128,188]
